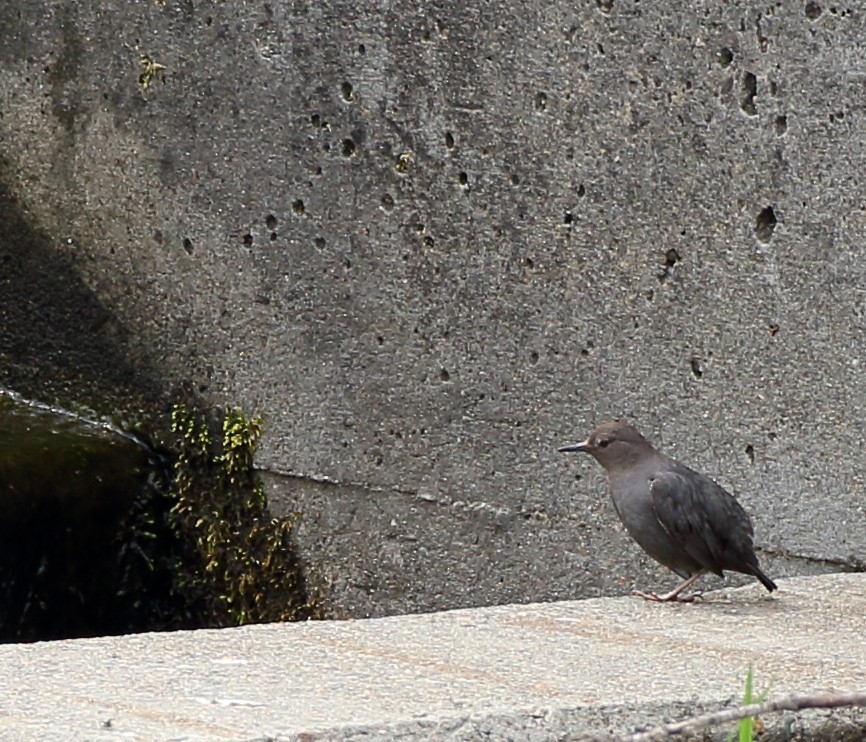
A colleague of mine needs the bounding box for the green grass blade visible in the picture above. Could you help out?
[739,663,754,742]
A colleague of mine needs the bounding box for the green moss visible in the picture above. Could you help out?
[168,402,313,626]
[138,55,166,92]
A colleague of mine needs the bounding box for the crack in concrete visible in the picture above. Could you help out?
[259,467,420,498]
[260,467,519,518]
[761,546,866,572]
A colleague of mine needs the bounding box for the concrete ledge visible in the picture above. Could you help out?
[2,574,864,741]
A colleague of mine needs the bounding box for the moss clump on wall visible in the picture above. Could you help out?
[169,403,313,626]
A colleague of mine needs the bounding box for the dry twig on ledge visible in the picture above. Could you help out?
[613,691,866,742]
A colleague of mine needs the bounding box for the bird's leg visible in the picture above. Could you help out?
[632,570,708,603]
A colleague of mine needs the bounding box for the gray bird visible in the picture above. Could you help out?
[559,421,777,602]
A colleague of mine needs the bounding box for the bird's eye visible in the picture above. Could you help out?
[598,438,610,448]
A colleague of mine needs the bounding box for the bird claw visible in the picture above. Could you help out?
[631,589,704,603]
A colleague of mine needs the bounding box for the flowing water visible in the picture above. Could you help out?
[0,389,172,642]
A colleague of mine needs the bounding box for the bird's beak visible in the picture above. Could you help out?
[558,437,591,453]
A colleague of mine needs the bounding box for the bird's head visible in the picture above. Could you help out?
[558,420,654,469]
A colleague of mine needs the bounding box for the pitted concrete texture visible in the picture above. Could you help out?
[1,1,866,617]
[1,574,864,741]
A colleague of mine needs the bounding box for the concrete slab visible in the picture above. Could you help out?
[1,574,864,741]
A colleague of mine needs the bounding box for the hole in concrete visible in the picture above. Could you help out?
[310,113,320,127]
[314,237,326,248]
[182,238,193,255]
[292,199,305,215]
[341,138,356,157]
[445,131,454,148]
[440,368,450,381]
[341,81,353,101]
[768,322,780,336]
[719,47,734,67]
[530,350,539,364]
[577,184,586,197]
[535,91,547,111]
[805,1,822,19]
[740,72,757,116]
[774,115,788,136]
[755,18,768,51]
[511,173,520,185]
[242,233,253,247]
[380,194,394,211]
[596,0,613,13]
[564,211,574,224]
[358,43,366,54]
[658,248,681,282]
[690,357,703,379]
[265,214,277,230]
[459,171,469,186]
[270,232,277,241]
[745,444,755,463]
[423,235,434,247]
[755,206,777,243]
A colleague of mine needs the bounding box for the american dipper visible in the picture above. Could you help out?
[559,421,777,602]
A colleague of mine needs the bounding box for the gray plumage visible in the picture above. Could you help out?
[559,420,776,601]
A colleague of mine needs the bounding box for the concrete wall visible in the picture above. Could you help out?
[2,0,865,617]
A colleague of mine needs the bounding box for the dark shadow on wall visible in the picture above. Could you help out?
[0,155,163,418]
[0,156,187,641]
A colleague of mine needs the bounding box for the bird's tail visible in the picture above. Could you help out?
[753,567,777,592]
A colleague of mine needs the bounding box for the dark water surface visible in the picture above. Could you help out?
[0,390,170,642]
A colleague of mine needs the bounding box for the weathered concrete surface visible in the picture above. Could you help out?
[1,1,866,616]
[1,575,865,741]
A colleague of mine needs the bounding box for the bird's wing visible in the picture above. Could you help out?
[649,468,753,577]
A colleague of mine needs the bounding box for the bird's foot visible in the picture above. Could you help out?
[631,589,704,603]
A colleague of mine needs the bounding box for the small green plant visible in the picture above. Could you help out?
[168,402,314,626]
[138,55,166,91]
[727,664,772,742]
